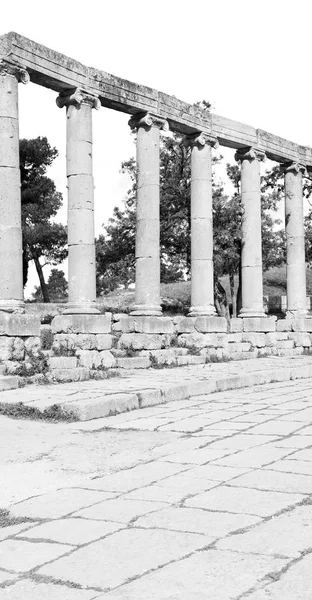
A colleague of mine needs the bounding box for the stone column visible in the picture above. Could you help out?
[0,62,29,312]
[186,132,218,316]
[129,113,168,316]
[57,89,100,314]
[283,162,308,317]
[235,147,266,318]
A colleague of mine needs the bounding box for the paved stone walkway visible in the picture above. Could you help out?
[1,376,312,598]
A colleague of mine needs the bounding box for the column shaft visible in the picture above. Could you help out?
[188,133,217,316]
[130,113,167,316]
[284,163,307,316]
[236,147,266,318]
[0,67,28,311]
[57,90,100,314]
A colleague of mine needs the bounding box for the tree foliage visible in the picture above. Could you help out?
[20,137,67,302]
[32,269,68,302]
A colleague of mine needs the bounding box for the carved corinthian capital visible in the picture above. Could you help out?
[282,162,307,176]
[56,88,101,110]
[184,132,219,150]
[235,147,266,163]
[128,112,169,132]
[0,60,29,84]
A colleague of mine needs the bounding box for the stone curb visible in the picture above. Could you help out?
[1,363,312,422]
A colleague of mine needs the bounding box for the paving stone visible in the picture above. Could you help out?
[123,478,218,503]
[205,434,279,451]
[37,528,209,589]
[16,517,122,545]
[9,488,115,519]
[76,462,188,492]
[217,504,312,558]
[229,469,312,494]
[0,570,17,584]
[0,539,72,572]
[245,553,312,599]
[73,497,167,522]
[135,506,260,536]
[96,549,286,600]
[160,447,231,465]
[185,485,304,516]
[61,392,139,421]
[184,463,251,481]
[0,521,40,541]
[268,459,312,476]
[244,421,303,435]
[211,446,293,468]
[0,579,96,599]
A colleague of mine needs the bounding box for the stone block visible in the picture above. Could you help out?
[100,350,116,369]
[291,319,312,332]
[118,333,162,351]
[195,316,227,333]
[77,350,101,369]
[138,389,162,408]
[161,384,188,403]
[227,333,243,343]
[134,317,174,334]
[73,334,97,350]
[278,348,303,356]
[50,367,90,383]
[48,356,78,369]
[0,337,14,360]
[277,319,292,332]
[242,333,266,347]
[174,317,196,333]
[12,338,25,360]
[204,333,228,348]
[243,317,277,332]
[265,333,278,346]
[229,318,243,333]
[177,333,207,349]
[0,313,40,336]
[62,393,139,420]
[276,340,295,349]
[52,314,112,334]
[276,332,288,340]
[116,357,151,369]
[176,355,206,366]
[25,337,41,356]
[112,316,136,333]
[205,348,224,361]
[95,334,113,350]
[0,375,19,390]
[228,342,251,353]
[288,333,312,347]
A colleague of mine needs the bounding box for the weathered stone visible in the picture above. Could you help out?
[277,319,293,331]
[265,332,278,346]
[148,349,177,366]
[72,334,97,350]
[100,350,116,369]
[276,332,288,340]
[134,316,174,334]
[77,350,101,369]
[50,367,90,382]
[118,333,162,351]
[288,332,312,347]
[116,357,151,369]
[291,318,312,332]
[12,337,25,360]
[0,337,15,360]
[276,340,295,349]
[227,333,243,343]
[242,333,266,347]
[137,389,162,408]
[112,316,136,333]
[228,342,251,353]
[230,318,243,333]
[175,317,196,333]
[24,337,42,357]
[195,316,227,333]
[176,355,206,366]
[95,334,113,350]
[48,356,78,369]
[243,317,277,332]
[62,393,139,420]
[177,333,207,349]
[52,314,112,334]
[0,314,40,336]
[205,348,224,361]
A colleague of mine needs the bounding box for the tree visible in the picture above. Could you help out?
[20,137,67,302]
[32,269,68,302]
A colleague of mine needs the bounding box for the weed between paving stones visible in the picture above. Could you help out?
[0,508,36,528]
[0,402,78,422]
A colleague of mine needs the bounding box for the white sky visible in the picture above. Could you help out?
[2,0,312,295]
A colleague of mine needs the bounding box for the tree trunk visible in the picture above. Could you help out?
[229,271,236,318]
[214,278,230,325]
[236,258,242,316]
[33,255,50,303]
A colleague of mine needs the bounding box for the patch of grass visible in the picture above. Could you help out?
[15,350,49,378]
[0,402,78,422]
[0,508,36,529]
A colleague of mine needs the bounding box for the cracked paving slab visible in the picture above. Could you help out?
[2,378,312,598]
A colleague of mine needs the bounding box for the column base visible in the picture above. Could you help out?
[62,302,100,315]
[188,305,216,317]
[130,304,162,316]
[0,299,25,314]
[239,308,266,318]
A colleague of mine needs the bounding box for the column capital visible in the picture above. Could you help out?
[235,147,266,163]
[282,161,307,176]
[128,112,169,132]
[0,60,29,84]
[56,88,101,110]
[184,132,219,150]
